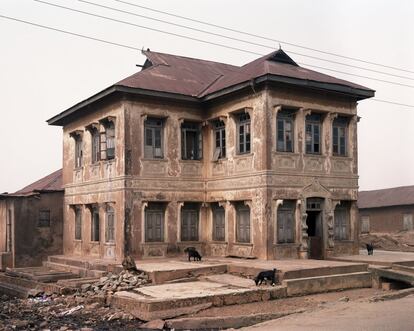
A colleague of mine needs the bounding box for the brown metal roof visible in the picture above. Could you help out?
[11,169,63,196]
[48,49,375,126]
[358,186,414,209]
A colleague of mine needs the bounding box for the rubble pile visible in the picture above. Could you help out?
[78,270,150,297]
[360,231,414,252]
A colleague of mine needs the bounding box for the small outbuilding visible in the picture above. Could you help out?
[358,186,414,234]
[0,169,63,269]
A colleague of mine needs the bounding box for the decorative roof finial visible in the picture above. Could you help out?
[279,43,282,50]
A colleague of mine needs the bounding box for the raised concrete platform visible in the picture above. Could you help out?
[5,267,78,283]
[330,250,414,266]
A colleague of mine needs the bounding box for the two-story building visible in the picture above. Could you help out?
[47,49,374,261]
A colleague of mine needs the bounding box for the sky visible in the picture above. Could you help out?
[0,0,413,192]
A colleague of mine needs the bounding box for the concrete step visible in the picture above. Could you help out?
[5,267,78,283]
[282,271,372,296]
[392,264,414,275]
[0,274,65,298]
[43,261,107,278]
[372,267,414,286]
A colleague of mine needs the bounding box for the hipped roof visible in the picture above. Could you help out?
[358,186,414,209]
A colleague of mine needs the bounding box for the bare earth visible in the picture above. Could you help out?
[240,294,414,331]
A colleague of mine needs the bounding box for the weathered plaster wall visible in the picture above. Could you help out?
[359,206,414,233]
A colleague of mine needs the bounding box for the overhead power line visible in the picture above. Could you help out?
[0,14,413,109]
[112,0,414,75]
[73,0,414,82]
[30,0,414,90]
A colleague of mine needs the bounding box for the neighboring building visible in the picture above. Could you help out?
[47,49,374,261]
[359,186,414,233]
[0,170,63,269]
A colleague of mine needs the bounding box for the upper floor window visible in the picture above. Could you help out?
[305,114,321,154]
[237,113,251,154]
[277,110,295,152]
[105,206,115,243]
[144,118,164,159]
[332,117,348,156]
[91,128,100,163]
[181,122,202,160]
[213,120,226,161]
[105,122,115,160]
[74,135,83,168]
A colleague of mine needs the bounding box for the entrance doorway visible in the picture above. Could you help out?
[306,198,324,259]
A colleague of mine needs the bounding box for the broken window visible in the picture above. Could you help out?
[38,210,51,227]
[105,206,115,243]
[361,216,370,233]
[181,203,199,241]
[181,122,202,160]
[6,209,12,252]
[332,117,348,156]
[403,214,413,231]
[74,135,83,168]
[277,201,295,243]
[145,203,165,242]
[91,128,100,163]
[277,110,295,152]
[74,207,82,240]
[213,120,226,161]
[144,118,164,159]
[305,114,321,154]
[237,113,251,154]
[91,207,100,242]
[334,203,350,240]
[236,203,250,243]
[212,204,225,241]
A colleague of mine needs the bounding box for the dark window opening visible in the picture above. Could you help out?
[74,207,82,240]
[75,136,83,168]
[305,114,321,154]
[106,122,115,160]
[38,210,51,227]
[333,117,348,156]
[145,118,164,159]
[237,113,251,154]
[91,129,100,163]
[213,120,226,161]
[277,110,295,152]
[91,207,100,242]
[181,122,202,160]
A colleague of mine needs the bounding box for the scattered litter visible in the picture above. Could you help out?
[58,305,84,317]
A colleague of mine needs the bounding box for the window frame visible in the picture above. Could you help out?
[105,121,115,160]
[236,203,251,243]
[237,113,251,155]
[6,209,12,252]
[74,207,82,240]
[74,136,83,168]
[213,120,226,160]
[212,205,225,241]
[91,207,100,242]
[91,128,100,164]
[305,114,322,155]
[332,117,348,157]
[361,216,370,234]
[145,203,165,242]
[181,203,200,242]
[277,110,295,153]
[277,201,295,244]
[105,206,115,243]
[38,210,51,228]
[334,203,350,241]
[181,122,203,160]
[144,117,164,159]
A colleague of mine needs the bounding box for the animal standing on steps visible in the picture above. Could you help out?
[254,268,277,286]
[184,247,202,262]
[366,243,374,255]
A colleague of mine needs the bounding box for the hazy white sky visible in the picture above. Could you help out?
[1,0,413,192]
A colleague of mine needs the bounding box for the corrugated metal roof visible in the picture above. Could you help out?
[359,185,414,209]
[11,169,63,196]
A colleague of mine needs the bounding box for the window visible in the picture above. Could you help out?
[145,203,164,242]
[6,210,12,252]
[91,129,100,163]
[305,114,321,154]
[91,207,100,242]
[213,120,226,161]
[237,113,251,154]
[106,122,115,160]
[181,122,202,160]
[75,136,83,168]
[181,203,199,241]
[277,201,295,243]
[74,207,82,240]
[334,203,350,240]
[105,206,115,243]
[277,110,295,152]
[333,117,348,156]
[361,216,370,234]
[236,203,250,243]
[212,204,225,241]
[403,214,413,231]
[145,118,164,159]
[38,210,51,227]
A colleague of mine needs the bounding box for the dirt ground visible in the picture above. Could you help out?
[189,287,383,318]
[360,231,414,252]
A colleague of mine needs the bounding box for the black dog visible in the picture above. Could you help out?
[254,268,277,286]
[184,247,202,262]
[366,243,374,255]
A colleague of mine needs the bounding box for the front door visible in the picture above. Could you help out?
[306,198,324,259]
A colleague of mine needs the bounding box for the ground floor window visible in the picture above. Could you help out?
[403,214,413,231]
[212,204,225,241]
[6,209,12,252]
[75,207,82,240]
[181,203,199,241]
[145,203,165,242]
[334,202,350,240]
[277,200,295,243]
[105,206,115,243]
[91,207,100,242]
[361,216,370,233]
[236,203,250,243]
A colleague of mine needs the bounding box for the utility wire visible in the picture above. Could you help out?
[112,0,414,75]
[0,14,413,109]
[74,0,414,82]
[30,0,414,90]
